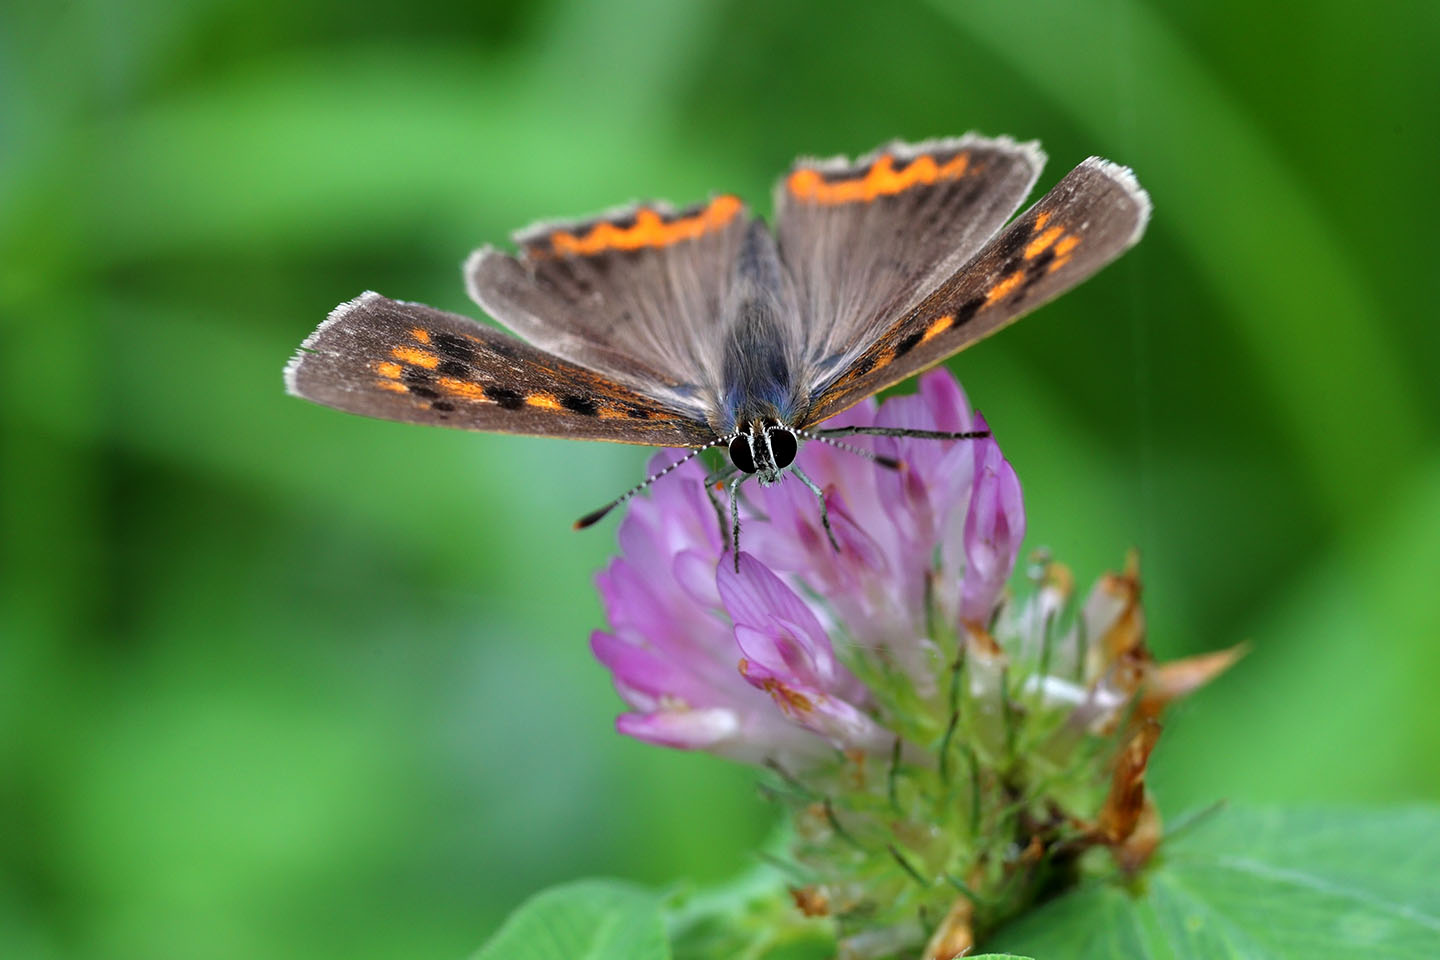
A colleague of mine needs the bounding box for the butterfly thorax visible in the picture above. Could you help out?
[717,219,807,484]
[720,217,805,423]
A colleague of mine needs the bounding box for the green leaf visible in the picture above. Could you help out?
[666,860,833,960]
[989,807,1440,958]
[474,880,669,960]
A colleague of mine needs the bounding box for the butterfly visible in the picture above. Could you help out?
[285,134,1150,560]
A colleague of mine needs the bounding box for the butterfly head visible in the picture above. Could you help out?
[728,418,799,487]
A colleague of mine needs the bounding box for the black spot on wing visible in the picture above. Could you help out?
[482,336,521,361]
[401,367,440,400]
[437,359,469,378]
[954,296,985,327]
[993,222,1032,261]
[560,394,599,416]
[997,248,1059,310]
[1024,248,1056,288]
[895,329,926,358]
[434,332,475,362]
[484,385,525,410]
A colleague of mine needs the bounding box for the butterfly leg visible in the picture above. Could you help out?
[791,466,841,554]
[727,476,746,572]
[704,463,738,544]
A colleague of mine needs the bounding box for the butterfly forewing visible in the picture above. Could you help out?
[775,134,1047,384]
[465,196,752,424]
[799,157,1151,428]
[286,292,716,446]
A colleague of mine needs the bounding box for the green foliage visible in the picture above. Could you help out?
[491,809,1436,959]
[666,862,833,960]
[473,881,668,960]
[992,807,1440,958]
[1,1,1437,958]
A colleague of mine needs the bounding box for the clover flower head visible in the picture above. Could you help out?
[591,369,1237,956]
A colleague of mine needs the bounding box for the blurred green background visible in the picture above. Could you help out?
[3,0,1437,957]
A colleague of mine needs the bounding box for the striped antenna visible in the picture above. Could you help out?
[813,425,991,442]
[574,438,728,530]
[795,430,905,471]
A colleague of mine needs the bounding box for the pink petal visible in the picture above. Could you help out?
[616,708,740,750]
[961,417,1026,625]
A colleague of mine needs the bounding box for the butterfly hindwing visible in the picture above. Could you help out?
[799,157,1152,428]
[285,292,716,446]
[776,134,1047,383]
[465,196,752,425]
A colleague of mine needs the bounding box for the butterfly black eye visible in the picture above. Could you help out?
[767,428,797,470]
[729,435,757,474]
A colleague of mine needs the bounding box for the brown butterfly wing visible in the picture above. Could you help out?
[286,292,716,447]
[465,196,755,426]
[798,157,1151,428]
[775,134,1048,385]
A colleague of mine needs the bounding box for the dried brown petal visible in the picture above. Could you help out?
[1140,643,1248,719]
[965,622,1004,658]
[1081,551,1151,682]
[1098,555,1147,663]
[922,894,975,960]
[1114,794,1163,872]
[789,885,830,917]
[1098,718,1161,846]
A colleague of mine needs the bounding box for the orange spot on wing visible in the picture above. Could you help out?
[391,346,439,369]
[437,376,487,401]
[376,379,407,393]
[597,405,628,419]
[1047,236,1081,274]
[787,152,970,205]
[985,270,1026,306]
[1034,211,1051,230]
[550,195,742,255]
[376,361,403,379]
[526,392,562,411]
[923,314,954,342]
[410,327,431,345]
[1025,226,1065,259]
